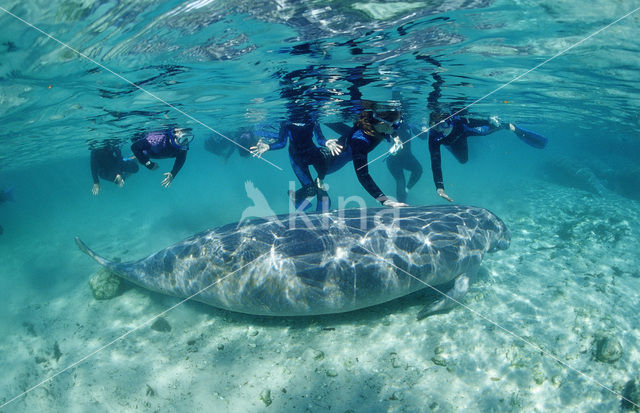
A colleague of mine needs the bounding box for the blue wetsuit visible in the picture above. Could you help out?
[131,129,188,177]
[428,115,500,191]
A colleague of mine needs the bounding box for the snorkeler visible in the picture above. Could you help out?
[385,91,423,203]
[250,114,329,211]
[131,127,193,187]
[386,121,423,203]
[90,143,139,195]
[428,111,508,202]
[301,105,407,210]
[204,128,259,162]
[425,66,546,202]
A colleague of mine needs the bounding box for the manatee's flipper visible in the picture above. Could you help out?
[417,273,471,319]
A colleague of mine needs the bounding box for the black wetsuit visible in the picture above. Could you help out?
[270,121,327,188]
[90,147,126,184]
[386,123,423,203]
[428,116,500,191]
[334,127,391,204]
[131,129,187,177]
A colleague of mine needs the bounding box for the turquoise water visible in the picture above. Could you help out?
[1,1,640,411]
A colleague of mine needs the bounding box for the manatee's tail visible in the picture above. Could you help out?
[75,237,121,273]
[75,237,147,289]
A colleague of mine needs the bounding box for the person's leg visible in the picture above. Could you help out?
[386,156,407,203]
[404,153,423,189]
[288,151,316,211]
[289,152,314,187]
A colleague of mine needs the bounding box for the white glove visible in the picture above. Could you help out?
[325,139,343,156]
[250,140,270,157]
[489,116,502,128]
[161,172,174,188]
[389,135,404,156]
[383,199,408,208]
[114,174,124,187]
[315,178,328,192]
[436,188,454,202]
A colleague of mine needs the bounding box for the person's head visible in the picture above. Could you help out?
[356,109,402,137]
[172,127,194,150]
[373,110,402,133]
[430,111,453,135]
[355,100,402,136]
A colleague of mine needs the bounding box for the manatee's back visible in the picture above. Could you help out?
[192,205,507,315]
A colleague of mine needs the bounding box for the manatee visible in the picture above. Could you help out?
[75,205,510,317]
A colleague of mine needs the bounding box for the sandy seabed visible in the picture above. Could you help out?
[1,180,639,413]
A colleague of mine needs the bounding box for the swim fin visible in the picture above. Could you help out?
[513,125,547,149]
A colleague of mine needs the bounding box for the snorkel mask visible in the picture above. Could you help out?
[372,112,402,130]
[172,128,194,150]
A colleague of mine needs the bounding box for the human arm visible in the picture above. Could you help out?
[427,125,453,202]
[462,117,503,136]
[269,122,289,150]
[314,122,327,147]
[428,133,453,202]
[351,139,406,206]
[131,138,157,170]
[351,139,386,203]
[112,148,125,187]
[169,150,187,177]
[90,150,100,185]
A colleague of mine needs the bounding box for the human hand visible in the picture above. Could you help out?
[437,188,454,202]
[161,172,173,188]
[250,140,269,158]
[382,199,408,208]
[508,123,516,132]
[389,135,404,156]
[315,178,328,192]
[325,139,343,156]
[92,183,100,196]
[114,174,124,187]
[489,116,502,128]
